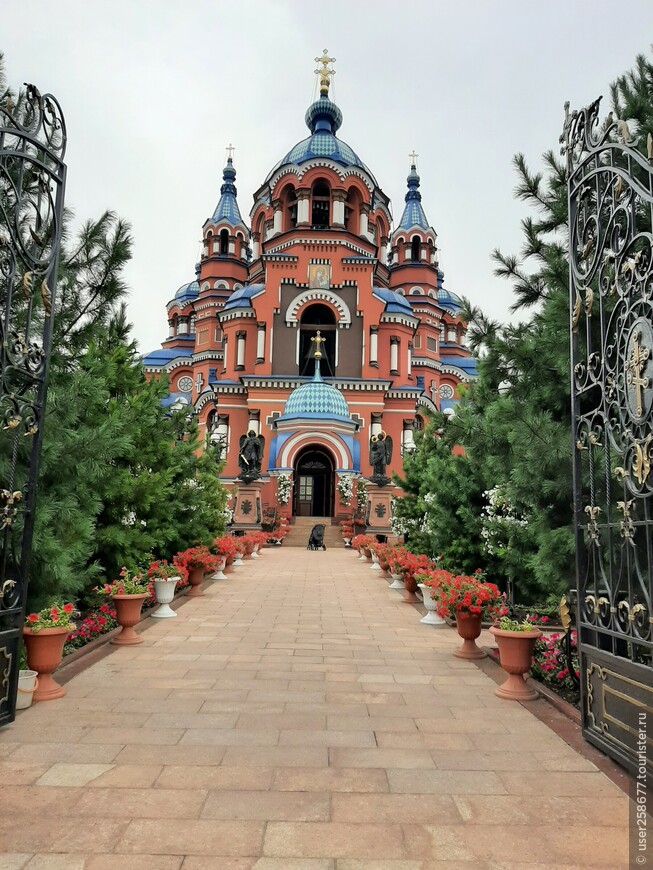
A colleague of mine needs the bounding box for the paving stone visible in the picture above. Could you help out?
[272,767,389,793]
[201,789,330,821]
[263,822,407,859]
[117,819,264,856]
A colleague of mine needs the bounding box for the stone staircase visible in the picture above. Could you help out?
[282,516,343,548]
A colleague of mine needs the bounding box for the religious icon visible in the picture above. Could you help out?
[309,263,330,290]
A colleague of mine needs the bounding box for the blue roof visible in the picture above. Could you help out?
[142,346,194,366]
[210,158,245,226]
[174,280,199,303]
[265,94,376,184]
[372,286,414,316]
[278,362,351,423]
[222,283,265,311]
[440,355,478,375]
[398,165,430,230]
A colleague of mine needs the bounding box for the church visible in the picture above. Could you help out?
[142,51,476,523]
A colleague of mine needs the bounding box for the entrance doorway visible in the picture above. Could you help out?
[293,447,335,517]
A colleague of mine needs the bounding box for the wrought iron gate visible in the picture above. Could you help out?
[564,97,653,775]
[0,84,67,724]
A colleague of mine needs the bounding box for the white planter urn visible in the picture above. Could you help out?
[152,577,179,618]
[418,583,447,626]
[357,548,367,561]
[343,537,352,548]
[211,556,227,580]
[251,544,260,559]
[388,572,404,590]
[233,552,245,566]
[370,551,382,571]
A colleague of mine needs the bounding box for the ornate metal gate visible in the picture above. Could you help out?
[0,84,67,724]
[564,97,653,774]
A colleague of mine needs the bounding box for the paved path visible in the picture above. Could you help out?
[0,548,630,869]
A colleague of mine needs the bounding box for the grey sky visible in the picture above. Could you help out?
[4,1,653,354]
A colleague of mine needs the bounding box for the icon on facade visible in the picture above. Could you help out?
[308,263,330,289]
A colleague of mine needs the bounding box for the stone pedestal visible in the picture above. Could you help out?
[232,480,263,530]
[365,483,395,536]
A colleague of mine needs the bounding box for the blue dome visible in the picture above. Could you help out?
[437,287,463,311]
[174,280,199,302]
[265,94,375,184]
[282,367,350,421]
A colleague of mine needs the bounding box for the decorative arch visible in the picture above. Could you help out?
[409,286,422,296]
[285,288,351,326]
[278,431,351,470]
[214,280,229,290]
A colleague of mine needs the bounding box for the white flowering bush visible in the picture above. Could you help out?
[356,478,368,514]
[277,472,293,505]
[337,474,354,506]
[481,485,528,556]
[223,504,234,526]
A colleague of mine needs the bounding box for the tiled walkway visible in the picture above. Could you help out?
[0,548,630,869]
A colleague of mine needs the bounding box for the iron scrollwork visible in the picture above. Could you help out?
[0,82,67,725]
[565,95,653,775]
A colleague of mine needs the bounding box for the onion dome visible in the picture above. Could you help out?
[210,157,245,225]
[174,280,199,303]
[280,361,350,422]
[398,162,429,230]
[437,270,463,312]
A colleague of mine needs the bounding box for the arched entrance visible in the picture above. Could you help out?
[293,446,335,517]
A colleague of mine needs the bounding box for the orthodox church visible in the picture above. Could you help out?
[142,52,476,521]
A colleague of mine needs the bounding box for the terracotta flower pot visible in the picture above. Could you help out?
[23,625,73,701]
[453,613,485,659]
[186,567,205,597]
[402,573,419,603]
[111,593,149,645]
[490,626,542,700]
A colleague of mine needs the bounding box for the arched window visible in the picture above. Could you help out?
[280,184,297,232]
[299,303,336,376]
[410,287,422,296]
[414,413,424,431]
[345,187,361,234]
[411,235,421,262]
[219,229,229,255]
[311,180,331,228]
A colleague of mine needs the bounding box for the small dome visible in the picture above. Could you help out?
[283,367,350,421]
[264,93,376,184]
[174,280,199,302]
[437,287,462,311]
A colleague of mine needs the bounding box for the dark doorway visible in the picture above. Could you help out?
[293,447,335,517]
[299,303,336,376]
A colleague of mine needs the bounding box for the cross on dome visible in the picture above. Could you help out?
[311,330,326,359]
[409,150,419,168]
[225,143,235,160]
[314,49,336,95]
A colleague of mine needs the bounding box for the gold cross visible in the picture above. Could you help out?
[225,143,235,160]
[409,150,419,168]
[626,330,650,417]
[311,330,326,359]
[314,49,336,95]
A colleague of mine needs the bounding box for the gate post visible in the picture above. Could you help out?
[0,81,67,725]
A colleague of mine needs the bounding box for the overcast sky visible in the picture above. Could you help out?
[3,1,653,354]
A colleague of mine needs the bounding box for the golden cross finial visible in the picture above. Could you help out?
[226,143,235,160]
[311,330,327,359]
[314,49,336,95]
[626,330,650,417]
[409,150,419,168]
